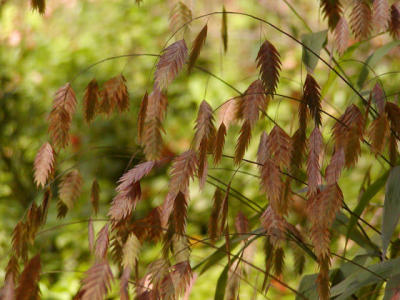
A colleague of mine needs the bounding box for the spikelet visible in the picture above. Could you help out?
[146,259,170,294]
[56,201,68,219]
[350,0,372,40]
[317,257,331,300]
[33,142,55,188]
[389,133,398,165]
[309,184,343,233]
[122,233,141,270]
[58,169,82,210]
[95,224,109,260]
[109,161,154,222]
[260,206,287,246]
[221,5,228,53]
[142,89,168,160]
[137,92,148,143]
[193,100,215,150]
[262,238,274,288]
[109,184,141,223]
[99,75,129,114]
[334,16,349,55]
[171,261,193,297]
[386,102,400,136]
[188,24,207,73]
[308,184,343,300]
[31,0,45,14]
[51,82,77,121]
[293,248,306,275]
[26,203,42,244]
[183,272,197,299]
[142,207,163,242]
[117,161,154,194]
[169,1,192,35]
[267,125,293,169]
[157,261,192,299]
[234,81,267,164]
[5,255,19,283]
[163,150,197,224]
[308,185,343,255]
[209,188,223,243]
[83,79,99,123]
[16,255,41,300]
[168,150,197,198]
[235,211,249,235]
[373,0,390,31]
[48,83,77,149]
[12,221,28,261]
[325,147,345,184]
[192,101,215,188]
[290,127,307,170]
[332,104,364,145]
[119,267,131,300]
[257,131,269,165]
[213,122,227,165]
[368,113,390,154]
[274,247,285,276]
[372,83,386,114]
[2,273,15,300]
[218,98,237,128]
[219,186,229,235]
[234,120,252,165]
[172,191,189,235]
[307,127,323,194]
[280,177,292,215]
[389,3,400,39]
[88,218,95,253]
[256,40,281,95]
[155,40,188,90]
[332,104,364,166]
[260,158,283,214]
[236,80,267,126]
[302,74,322,127]
[80,261,114,300]
[197,139,209,189]
[41,190,53,222]
[225,260,241,300]
[90,179,99,216]
[344,125,363,168]
[299,99,308,132]
[109,231,125,267]
[320,0,342,29]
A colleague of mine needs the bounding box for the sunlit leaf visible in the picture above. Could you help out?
[301,30,328,72]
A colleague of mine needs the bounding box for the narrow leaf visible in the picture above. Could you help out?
[301,30,328,72]
[188,24,207,73]
[382,166,400,255]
